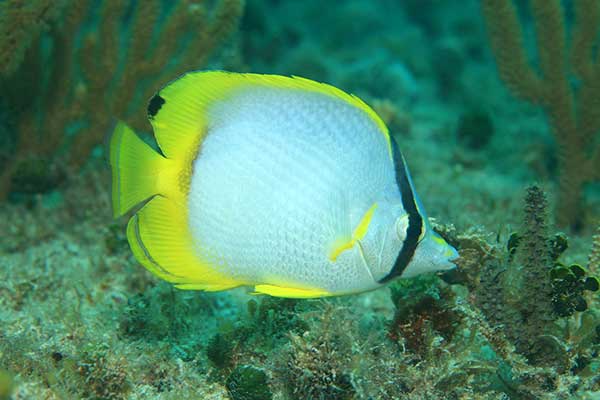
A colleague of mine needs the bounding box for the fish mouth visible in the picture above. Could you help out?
[445,246,460,262]
[442,259,458,270]
[442,246,461,270]
[436,246,460,271]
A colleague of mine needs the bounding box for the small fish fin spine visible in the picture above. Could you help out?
[109,121,176,218]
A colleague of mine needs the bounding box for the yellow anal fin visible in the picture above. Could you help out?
[253,284,331,298]
[126,195,242,290]
[176,283,241,291]
[328,202,378,261]
[127,214,177,282]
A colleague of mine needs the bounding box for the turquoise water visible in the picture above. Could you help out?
[0,0,599,399]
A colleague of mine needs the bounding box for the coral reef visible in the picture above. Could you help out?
[1,1,599,399]
[471,185,600,391]
[589,226,600,276]
[225,365,272,400]
[551,264,599,317]
[388,287,463,359]
[482,0,600,230]
[1,176,598,398]
[77,344,131,400]
[0,0,66,77]
[207,331,237,371]
[278,309,356,400]
[475,186,564,365]
[0,0,244,199]
[517,186,555,352]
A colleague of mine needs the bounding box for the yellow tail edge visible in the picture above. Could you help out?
[109,121,169,218]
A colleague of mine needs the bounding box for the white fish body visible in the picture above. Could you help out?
[109,71,458,298]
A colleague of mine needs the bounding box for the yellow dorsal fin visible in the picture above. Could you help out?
[148,71,391,159]
[253,284,332,298]
[328,202,378,261]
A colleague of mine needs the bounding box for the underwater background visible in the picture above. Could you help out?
[0,0,599,398]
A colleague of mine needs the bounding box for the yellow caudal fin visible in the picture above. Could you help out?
[109,121,174,218]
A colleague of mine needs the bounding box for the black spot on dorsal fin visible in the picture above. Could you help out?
[147,94,165,119]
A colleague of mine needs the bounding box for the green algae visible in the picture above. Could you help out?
[226,365,272,400]
[207,332,236,371]
[0,370,14,400]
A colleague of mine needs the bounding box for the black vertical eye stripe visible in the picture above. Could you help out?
[378,137,423,284]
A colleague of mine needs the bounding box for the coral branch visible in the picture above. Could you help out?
[0,0,245,199]
[0,0,66,76]
[481,0,542,101]
[570,0,600,80]
[520,185,554,329]
[483,0,600,230]
[589,226,600,276]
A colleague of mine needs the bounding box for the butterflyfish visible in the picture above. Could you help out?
[109,71,459,298]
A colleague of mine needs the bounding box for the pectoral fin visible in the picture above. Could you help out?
[328,202,378,261]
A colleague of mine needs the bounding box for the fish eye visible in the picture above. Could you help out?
[395,214,409,241]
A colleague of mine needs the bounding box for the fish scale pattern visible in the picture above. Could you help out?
[187,86,399,293]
